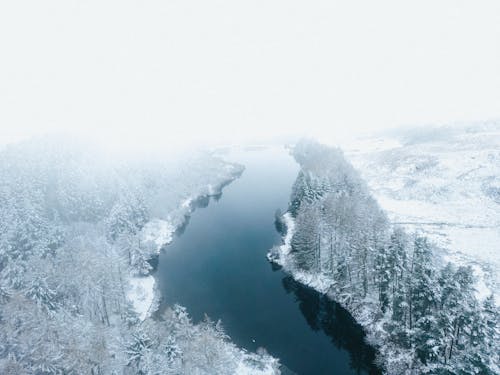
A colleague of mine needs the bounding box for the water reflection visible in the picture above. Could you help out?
[156,148,382,375]
[281,275,382,375]
[175,193,221,236]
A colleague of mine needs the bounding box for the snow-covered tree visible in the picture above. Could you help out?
[0,136,262,374]
[275,139,499,374]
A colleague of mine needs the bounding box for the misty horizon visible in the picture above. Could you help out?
[1,2,499,374]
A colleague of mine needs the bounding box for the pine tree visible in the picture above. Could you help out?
[387,228,408,318]
[291,201,321,271]
[374,242,391,312]
[24,276,57,311]
[125,330,153,372]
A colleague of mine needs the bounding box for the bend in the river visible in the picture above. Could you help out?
[157,146,381,375]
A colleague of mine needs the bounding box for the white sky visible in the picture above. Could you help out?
[1,0,499,149]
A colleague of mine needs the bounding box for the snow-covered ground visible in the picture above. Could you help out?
[235,352,281,375]
[0,136,280,374]
[140,219,176,255]
[341,124,500,303]
[267,212,295,265]
[127,275,156,321]
[127,219,176,320]
[126,179,243,320]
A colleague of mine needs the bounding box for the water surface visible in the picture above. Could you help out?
[157,147,381,375]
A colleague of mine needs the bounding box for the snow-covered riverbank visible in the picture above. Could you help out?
[126,165,244,321]
[269,139,499,374]
[269,214,415,374]
[0,137,280,374]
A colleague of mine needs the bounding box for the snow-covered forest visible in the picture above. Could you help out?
[0,136,279,374]
[269,139,499,374]
[347,123,500,304]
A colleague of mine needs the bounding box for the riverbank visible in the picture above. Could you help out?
[126,161,244,321]
[269,139,499,375]
[0,137,279,374]
[156,145,382,375]
[269,214,397,372]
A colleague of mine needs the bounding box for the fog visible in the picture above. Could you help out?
[1,0,499,150]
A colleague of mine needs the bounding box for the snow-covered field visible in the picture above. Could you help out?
[342,124,500,302]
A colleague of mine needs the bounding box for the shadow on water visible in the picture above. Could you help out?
[155,147,383,375]
[149,194,222,272]
[280,275,382,375]
[175,193,221,237]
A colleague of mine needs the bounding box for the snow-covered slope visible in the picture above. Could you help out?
[344,123,500,302]
[0,136,279,374]
[271,138,499,374]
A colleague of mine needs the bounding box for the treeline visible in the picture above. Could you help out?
[281,140,499,374]
[0,136,275,374]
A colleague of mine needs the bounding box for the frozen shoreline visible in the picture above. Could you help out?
[125,160,282,374]
[268,214,413,374]
[0,137,283,374]
[266,138,500,374]
[126,165,244,321]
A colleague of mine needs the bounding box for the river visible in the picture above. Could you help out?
[156,146,381,375]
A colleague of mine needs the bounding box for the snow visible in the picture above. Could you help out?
[339,136,403,154]
[269,213,337,297]
[140,219,176,254]
[279,212,295,256]
[181,197,193,209]
[127,275,156,321]
[0,136,277,373]
[344,125,500,303]
[234,362,278,375]
[469,265,491,301]
[267,212,295,267]
[127,214,193,320]
[127,162,244,320]
[234,352,281,375]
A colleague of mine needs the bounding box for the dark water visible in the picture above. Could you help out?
[157,147,381,375]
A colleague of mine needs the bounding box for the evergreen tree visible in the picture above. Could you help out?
[374,242,391,312]
[291,201,321,271]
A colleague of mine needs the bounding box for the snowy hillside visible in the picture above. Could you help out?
[270,139,499,374]
[345,123,500,302]
[0,135,279,374]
